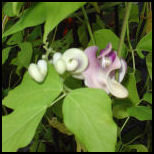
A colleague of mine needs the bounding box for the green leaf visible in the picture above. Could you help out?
[89,29,127,58]
[2,47,12,64]
[3,2,24,17]
[129,4,139,23]
[6,32,23,45]
[136,31,152,58]
[3,2,15,17]
[12,2,25,16]
[11,42,33,68]
[146,53,152,80]
[63,88,117,152]
[2,2,86,44]
[119,4,139,23]
[77,23,88,48]
[113,73,140,119]
[112,101,131,119]
[43,2,86,44]
[143,92,152,104]
[2,65,63,152]
[123,73,140,105]
[127,106,152,121]
[27,26,42,41]
[126,144,148,152]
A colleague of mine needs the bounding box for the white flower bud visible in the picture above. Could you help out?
[62,48,88,74]
[37,60,47,76]
[54,59,66,74]
[53,52,62,65]
[28,60,47,83]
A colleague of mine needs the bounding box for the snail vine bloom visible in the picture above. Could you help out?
[76,43,128,98]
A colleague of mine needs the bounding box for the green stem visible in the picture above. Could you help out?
[82,6,95,45]
[116,2,132,80]
[117,2,132,57]
[51,26,58,46]
[74,14,84,23]
[124,134,143,146]
[135,2,146,42]
[120,117,130,134]
[63,84,72,93]
[126,22,135,71]
[43,26,58,58]
[48,93,66,108]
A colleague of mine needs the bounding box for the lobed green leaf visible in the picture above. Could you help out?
[63,88,117,152]
[2,65,63,152]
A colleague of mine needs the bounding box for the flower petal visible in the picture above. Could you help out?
[107,78,128,98]
[118,59,127,83]
[107,51,116,63]
[103,51,121,77]
[81,45,128,98]
[82,46,109,93]
[98,43,112,58]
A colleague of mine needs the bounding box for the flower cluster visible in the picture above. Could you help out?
[28,43,128,98]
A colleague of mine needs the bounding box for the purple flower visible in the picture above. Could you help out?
[80,43,128,98]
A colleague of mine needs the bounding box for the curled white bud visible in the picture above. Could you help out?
[62,48,88,74]
[65,59,78,71]
[53,52,62,65]
[54,59,66,74]
[28,60,47,83]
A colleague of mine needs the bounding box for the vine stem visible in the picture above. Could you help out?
[43,26,58,60]
[116,2,132,80]
[48,93,66,108]
[51,26,58,46]
[118,117,130,143]
[135,2,146,42]
[117,2,132,57]
[126,22,136,72]
[82,6,95,45]
[120,117,130,134]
